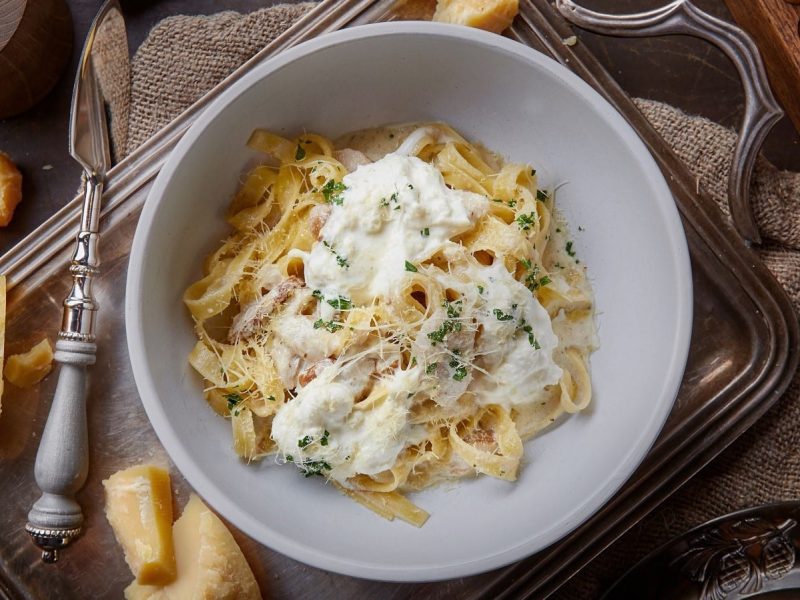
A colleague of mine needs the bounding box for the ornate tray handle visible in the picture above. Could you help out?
[555,0,784,245]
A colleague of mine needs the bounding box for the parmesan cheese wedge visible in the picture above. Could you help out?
[103,465,177,586]
[125,494,261,600]
[0,153,22,227]
[4,337,53,388]
[433,0,519,34]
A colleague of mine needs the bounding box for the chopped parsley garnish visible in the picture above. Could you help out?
[516,212,537,231]
[578,226,585,232]
[477,285,484,294]
[530,168,536,176]
[297,459,331,478]
[421,227,430,236]
[267,395,276,402]
[428,300,464,345]
[428,320,461,345]
[225,393,243,413]
[405,261,418,272]
[520,258,532,270]
[448,356,469,381]
[322,240,349,268]
[327,295,353,310]
[313,319,343,333]
[566,241,576,257]
[335,256,348,268]
[523,262,551,292]
[506,199,517,208]
[321,179,347,205]
[390,192,399,203]
[410,356,418,366]
[379,197,389,207]
[297,431,330,451]
[295,144,306,160]
[408,184,414,190]
[443,299,462,319]
[493,308,514,321]
[517,319,541,350]
[312,289,324,300]
[426,362,438,374]
[536,189,549,202]
[285,454,294,462]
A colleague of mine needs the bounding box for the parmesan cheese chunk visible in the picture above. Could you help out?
[125,495,261,600]
[0,153,22,227]
[4,338,53,388]
[103,465,176,586]
[433,0,519,34]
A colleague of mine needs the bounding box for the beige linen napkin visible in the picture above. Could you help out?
[123,4,800,597]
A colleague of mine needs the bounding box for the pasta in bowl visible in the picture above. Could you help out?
[127,22,691,581]
[184,123,596,526]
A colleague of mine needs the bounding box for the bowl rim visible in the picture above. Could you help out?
[125,21,693,582]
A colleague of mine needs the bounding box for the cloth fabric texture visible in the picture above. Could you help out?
[125,4,800,598]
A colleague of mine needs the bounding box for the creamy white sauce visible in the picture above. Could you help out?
[294,154,488,306]
[271,365,424,482]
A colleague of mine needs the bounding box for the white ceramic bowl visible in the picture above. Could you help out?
[126,22,692,582]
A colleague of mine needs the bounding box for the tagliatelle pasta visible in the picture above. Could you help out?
[184,122,596,526]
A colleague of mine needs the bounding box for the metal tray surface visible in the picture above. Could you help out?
[0,1,796,598]
[601,501,800,599]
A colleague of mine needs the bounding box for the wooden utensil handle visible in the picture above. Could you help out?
[0,0,73,118]
[723,0,800,134]
[25,340,95,563]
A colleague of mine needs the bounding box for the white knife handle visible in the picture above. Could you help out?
[25,340,96,563]
[26,174,102,562]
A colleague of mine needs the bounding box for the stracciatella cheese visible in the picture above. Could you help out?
[295,153,488,306]
[271,364,426,482]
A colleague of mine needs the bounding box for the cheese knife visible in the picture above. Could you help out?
[25,0,128,563]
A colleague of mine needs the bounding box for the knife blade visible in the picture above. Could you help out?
[25,0,128,564]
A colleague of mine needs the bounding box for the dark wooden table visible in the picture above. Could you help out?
[0,0,798,256]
